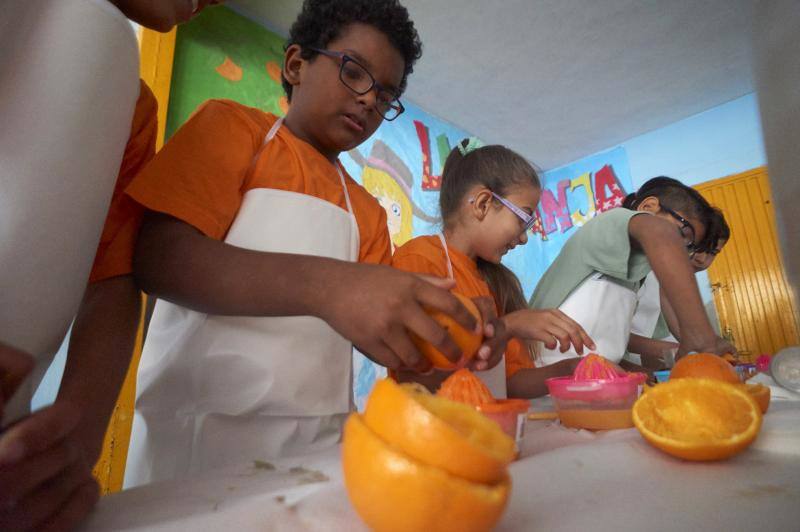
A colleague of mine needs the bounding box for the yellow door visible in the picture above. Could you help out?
[696,167,800,357]
[92,27,176,494]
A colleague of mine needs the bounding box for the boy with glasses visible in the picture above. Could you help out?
[121,0,500,487]
[530,176,734,367]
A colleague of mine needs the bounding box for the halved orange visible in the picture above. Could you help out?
[671,353,739,384]
[411,292,483,369]
[632,378,762,461]
[362,378,514,484]
[342,414,510,532]
[744,383,770,413]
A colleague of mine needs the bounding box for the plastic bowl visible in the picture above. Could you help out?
[476,399,530,443]
[545,373,646,430]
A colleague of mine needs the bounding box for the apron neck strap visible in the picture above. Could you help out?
[256,117,354,216]
[334,162,354,215]
[437,233,454,280]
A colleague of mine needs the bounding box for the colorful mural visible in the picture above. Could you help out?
[163,6,632,408]
[504,147,633,301]
[340,106,471,410]
[165,6,288,138]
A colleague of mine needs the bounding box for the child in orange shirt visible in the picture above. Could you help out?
[393,139,595,398]
[122,0,490,487]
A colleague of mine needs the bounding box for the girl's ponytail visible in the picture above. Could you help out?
[477,259,540,365]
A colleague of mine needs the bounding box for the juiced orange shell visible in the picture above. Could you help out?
[438,369,495,406]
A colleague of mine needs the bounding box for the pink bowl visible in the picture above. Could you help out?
[546,372,646,403]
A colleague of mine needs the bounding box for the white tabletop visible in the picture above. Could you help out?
[82,375,800,531]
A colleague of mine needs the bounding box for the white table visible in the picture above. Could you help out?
[82,375,800,531]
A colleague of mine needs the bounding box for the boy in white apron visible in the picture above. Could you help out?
[625,206,732,366]
[122,0,489,487]
[530,177,733,366]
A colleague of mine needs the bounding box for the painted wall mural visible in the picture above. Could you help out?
[504,147,633,304]
[164,7,632,409]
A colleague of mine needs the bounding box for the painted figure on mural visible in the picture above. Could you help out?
[349,140,437,251]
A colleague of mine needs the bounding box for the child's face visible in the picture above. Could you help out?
[691,239,726,272]
[637,197,706,254]
[475,184,541,264]
[283,23,406,160]
[657,207,706,254]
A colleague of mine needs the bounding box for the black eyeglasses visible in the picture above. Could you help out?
[309,48,404,121]
[661,205,697,252]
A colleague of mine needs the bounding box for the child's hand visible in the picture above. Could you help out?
[468,296,508,372]
[0,342,34,414]
[321,263,479,371]
[502,309,596,355]
[0,401,99,531]
[677,335,737,359]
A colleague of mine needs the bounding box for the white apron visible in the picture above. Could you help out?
[124,119,359,488]
[541,273,640,366]
[625,271,661,365]
[437,234,507,398]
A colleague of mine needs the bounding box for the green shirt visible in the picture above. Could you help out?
[529,208,653,309]
[652,313,672,339]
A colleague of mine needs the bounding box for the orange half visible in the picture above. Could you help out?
[744,383,770,413]
[671,353,740,384]
[411,292,483,369]
[342,414,510,532]
[363,378,515,484]
[633,378,762,461]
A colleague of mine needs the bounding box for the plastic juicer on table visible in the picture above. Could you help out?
[544,355,647,430]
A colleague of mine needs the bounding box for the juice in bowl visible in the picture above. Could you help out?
[546,354,647,430]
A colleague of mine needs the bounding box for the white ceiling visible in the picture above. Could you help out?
[229,0,755,170]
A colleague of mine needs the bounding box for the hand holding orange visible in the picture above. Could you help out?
[411,292,483,369]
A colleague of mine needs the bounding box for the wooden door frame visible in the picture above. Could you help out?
[93,27,177,494]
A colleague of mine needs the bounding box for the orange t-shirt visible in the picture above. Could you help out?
[125,99,391,265]
[88,79,158,283]
[391,235,534,378]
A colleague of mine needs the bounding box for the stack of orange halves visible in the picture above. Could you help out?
[342,378,515,532]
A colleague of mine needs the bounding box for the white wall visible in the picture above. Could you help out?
[623,93,766,190]
[580,92,767,330]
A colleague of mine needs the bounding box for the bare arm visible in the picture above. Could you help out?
[134,212,478,370]
[506,358,580,399]
[57,276,141,463]
[626,333,679,365]
[628,216,720,355]
[659,285,681,338]
[1,344,99,531]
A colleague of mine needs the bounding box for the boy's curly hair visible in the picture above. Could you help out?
[282,0,422,100]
